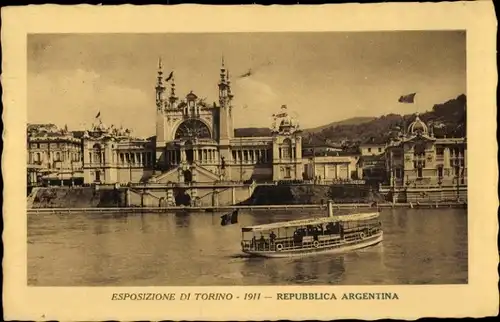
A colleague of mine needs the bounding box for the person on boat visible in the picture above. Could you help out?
[269,231,276,244]
[293,230,303,243]
[251,236,257,248]
[259,234,266,245]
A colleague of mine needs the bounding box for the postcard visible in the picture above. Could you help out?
[2,2,498,320]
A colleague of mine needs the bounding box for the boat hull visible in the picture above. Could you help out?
[243,232,383,258]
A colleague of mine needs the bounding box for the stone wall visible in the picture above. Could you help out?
[30,186,127,208]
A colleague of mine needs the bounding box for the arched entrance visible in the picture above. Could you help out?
[185,149,194,164]
[184,140,194,164]
[173,188,191,206]
[183,170,193,183]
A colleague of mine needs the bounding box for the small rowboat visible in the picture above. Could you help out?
[240,201,383,258]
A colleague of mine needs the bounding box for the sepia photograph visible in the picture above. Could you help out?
[27,31,468,286]
[2,2,497,321]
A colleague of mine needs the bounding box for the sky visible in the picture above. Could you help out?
[28,31,466,137]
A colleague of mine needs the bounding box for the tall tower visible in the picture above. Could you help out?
[155,58,167,158]
[218,56,234,144]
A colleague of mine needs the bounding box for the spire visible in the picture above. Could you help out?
[170,74,176,98]
[156,57,165,109]
[156,57,164,87]
[227,69,233,99]
[220,55,227,84]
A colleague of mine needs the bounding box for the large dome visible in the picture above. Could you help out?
[408,113,428,135]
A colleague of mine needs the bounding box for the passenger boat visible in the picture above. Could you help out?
[240,201,383,258]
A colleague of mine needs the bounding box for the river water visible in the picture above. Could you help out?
[28,208,468,286]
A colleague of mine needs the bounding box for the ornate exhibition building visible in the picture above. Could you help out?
[28,60,304,186]
[27,58,468,203]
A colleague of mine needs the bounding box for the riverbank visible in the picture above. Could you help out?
[27,201,467,214]
[28,184,387,209]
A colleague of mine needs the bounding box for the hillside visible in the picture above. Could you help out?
[234,94,466,142]
[234,117,376,137]
[301,116,376,135]
[305,94,466,144]
[234,127,272,137]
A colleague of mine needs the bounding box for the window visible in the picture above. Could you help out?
[282,139,292,159]
[417,167,423,178]
[285,167,291,178]
[368,148,372,153]
[378,148,382,152]
[174,119,211,139]
[92,144,102,164]
[438,166,443,178]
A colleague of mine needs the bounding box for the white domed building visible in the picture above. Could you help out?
[383,113,467,202]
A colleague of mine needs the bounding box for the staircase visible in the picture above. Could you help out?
[147,162,220,184]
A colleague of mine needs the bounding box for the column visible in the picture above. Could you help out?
[181,148,186,162]
[443,147,450,168]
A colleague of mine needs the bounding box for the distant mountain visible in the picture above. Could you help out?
[308,94,466,144]
[234,127,272,137]
[234,117,375,138]
[302,117,376,135]
[234,94,466,142]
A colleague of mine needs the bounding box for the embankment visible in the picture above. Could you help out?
[243,184,385,205]
[29,187,127,208]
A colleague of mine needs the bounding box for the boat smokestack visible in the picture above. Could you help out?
[327,200,334,217]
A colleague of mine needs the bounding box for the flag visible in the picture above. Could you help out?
[398,93,416,103]
[165,71,174,82]
[231,209,239,224]
[95,111,101,118]
[220,209,239,226]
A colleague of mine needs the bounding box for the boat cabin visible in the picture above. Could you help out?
[241,212,382,253]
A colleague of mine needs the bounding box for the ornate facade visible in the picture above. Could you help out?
[78,58,303,185]
[27,124,83,186]
[81,122,155,184]
[385,113,467,189]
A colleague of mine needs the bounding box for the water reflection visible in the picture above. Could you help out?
[28,208,468,286]
[174,211,191,228]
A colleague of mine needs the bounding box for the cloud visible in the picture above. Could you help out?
[28,69,153,136]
